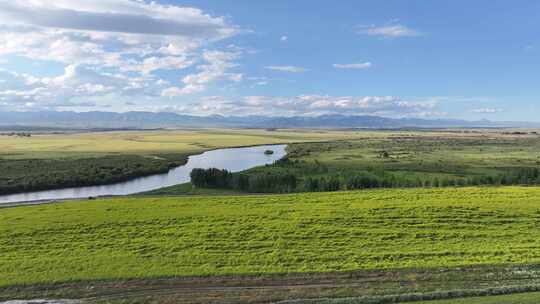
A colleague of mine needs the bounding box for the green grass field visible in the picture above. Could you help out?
[287,134,540,177]
[2,186,540,287]
[2,128,539,194]
[412,291,540,303]
[0,128,378,159]
[3,129,540,302]
[242,133,540,191]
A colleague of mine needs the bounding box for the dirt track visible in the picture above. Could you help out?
[4,266,540,303]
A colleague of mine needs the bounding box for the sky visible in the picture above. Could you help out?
[0,0,538,121]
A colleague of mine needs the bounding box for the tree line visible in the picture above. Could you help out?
[190,168,297,193]
[303,167,540,192]
[191,166,540,194]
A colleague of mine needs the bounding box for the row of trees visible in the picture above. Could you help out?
[191,167,540,194]
[190,168,232,188]
[304,167,540,192]
[190,168,297,193]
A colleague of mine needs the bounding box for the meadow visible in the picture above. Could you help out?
[3,129,540,302]
[0,128,372,194]
[286,132,540,180]
[412,292,540,304]
[3,128,539,195]
[158,131,540,194]
[3,186,540,288]
[0,128,378,159]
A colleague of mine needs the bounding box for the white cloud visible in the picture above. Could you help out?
[0,0,243,108]
[333,62,372,69]
[161,50,243,97]
[0,1,237,40]
[358,24,420,38]
[182,95,438,117]
[265,66,307,73]
[123,56,194,75]
[0,64,167,110]
[280,36,288,42]
[161,86,195,97]
[471,108,502,114]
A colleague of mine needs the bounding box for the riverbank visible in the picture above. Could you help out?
[0,153,189,196]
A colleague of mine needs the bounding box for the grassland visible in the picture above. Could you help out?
[412,292,540,304]
[3,186,540,288]
[284,133,540,180]
[2,128,539,195]
[0,128,375,194]
[0,128,379,159]
[226,132,540,192]
[3,129,540,302]
[141,182,242,196]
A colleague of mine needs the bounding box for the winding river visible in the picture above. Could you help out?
[0,144,287,205]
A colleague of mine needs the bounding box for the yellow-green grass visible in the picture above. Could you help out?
[411,291,540,303]
[0,128,519,159]
[286,135,540,179]
[0,128,400,159]
[2,186,540,287]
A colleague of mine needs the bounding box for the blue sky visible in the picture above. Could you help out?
[0,1,538,121]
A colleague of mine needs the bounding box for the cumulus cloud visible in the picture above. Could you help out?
[333,62,372,69]
[182,95,438,117]
[0,64,167,110]
[161,50,243,97]
[0,0,242,109]
[358,24,420,38]
[471,108,502,114]
[123,56,195,75]
[280,35,288,42]
[265,66,307,73]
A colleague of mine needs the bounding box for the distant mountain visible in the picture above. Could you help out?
[0,111,537,129]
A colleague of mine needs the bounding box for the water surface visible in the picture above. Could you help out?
[0,144,286,205]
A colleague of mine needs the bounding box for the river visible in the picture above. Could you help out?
[0,144,287,205]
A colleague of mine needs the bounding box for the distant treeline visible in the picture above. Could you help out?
[1,132,32,137]
[190,159,540,193]
[304,167,540,192]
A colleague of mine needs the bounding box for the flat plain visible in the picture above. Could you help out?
[0,128,378,159]
[3,129,540,303]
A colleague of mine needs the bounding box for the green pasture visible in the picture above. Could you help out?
[2,186,540,286]
[411,291,540,303]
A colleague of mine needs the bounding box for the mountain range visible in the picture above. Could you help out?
[0,111,537,130]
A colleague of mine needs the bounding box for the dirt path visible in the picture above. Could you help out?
[4,266,540,303]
